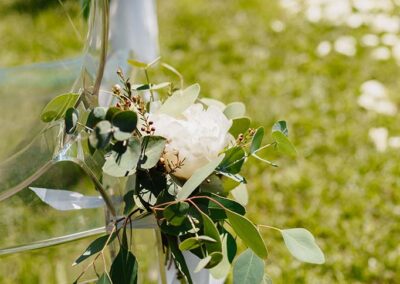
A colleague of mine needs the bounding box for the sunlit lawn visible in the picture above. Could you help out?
[1,0,400,283]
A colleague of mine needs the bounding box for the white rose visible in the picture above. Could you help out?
[149,103,232,179]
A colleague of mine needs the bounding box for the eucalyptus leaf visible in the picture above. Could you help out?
[272,120,289,136]
[157,83,200,117]
[87,107,107,129]
[205,252,224,269]
[65,108,79,134]
[164,202,190,226]
[89,120,112,149]
[110,247,138,284]
[210,233,231,280]
[218,146,246,174]
[194,255,212,273]
[73,233,115,265]
[111,110,137,141]
[231,183,248,206]
[179,236,216,251]
[200,211,222,254]
[250,127,264,154]
[40,93,80,122]
[281,228,325,264]
[102,139,141,177]
[233,249,265,284]
[105,107,121,121]
[226,210,268,259]
[229,117,251,138]
[271,131,297,157]
[168,236,193,284]
[139,136,167,169]
[224,102,246,119]
[177,155,225,200]
[127,59,148,68]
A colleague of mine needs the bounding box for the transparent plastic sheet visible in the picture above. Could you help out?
[0,0,109,251]
[0,1,166,282]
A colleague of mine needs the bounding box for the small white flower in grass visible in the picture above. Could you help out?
[369,127,388,152]
[316,41,331,57]
[149,103,232,179]
[334,36,357,56]
[361,34,379,47]
[388,136,400,148]
[371,14,400,34]
[358,80,397,116]
[346,13,363,29]
[381,33,398,46]
[392,42,400,64]
[271,20,286,33]
[306,6,322,23]
[371,46,391,61]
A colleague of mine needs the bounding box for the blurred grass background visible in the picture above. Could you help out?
[1,0,400,283]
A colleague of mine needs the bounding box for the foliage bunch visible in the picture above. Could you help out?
[40,59,325,284]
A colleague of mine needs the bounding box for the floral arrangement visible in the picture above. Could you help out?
[39,59,325,284]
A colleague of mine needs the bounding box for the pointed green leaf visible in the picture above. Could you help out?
[210,233,231,279]
[179,236,216,251]
[229,117,251,138]
[224,102,246,119]
[110,247,138,284]
[219,146,246,174]
[233,249,264,284]
[226,210,268,259]
[97,274,112,284]
[127,59,148,68]
[205,252,224,269]
[168,236,193,284]
[281,228,325,264]
[158,83,200,117]
[250,127,264,154]
[73,234,115,265]
[139,136,167,169]
[194,255,212,273]
[41,93,80,122]
[177,155,225,200]
[200,211,222,254]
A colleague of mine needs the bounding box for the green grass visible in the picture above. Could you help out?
[1,0,400,283]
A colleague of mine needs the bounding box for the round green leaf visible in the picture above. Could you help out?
[164,202,190,226]
[272,120,289,136]
[281,228,325,264]
[87,107,107,129]
[139,136,167,169]
[65,107,79,134]
[157,83,200,117]
[112,110,137,140]
[40,93,80,122]
[224,102,246,119]
[102,139,141,177]
[272,131,297,157]
[89,120,112,149]
[229,117,251,138]
[233,249,264,284]
[226,210,268,259]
